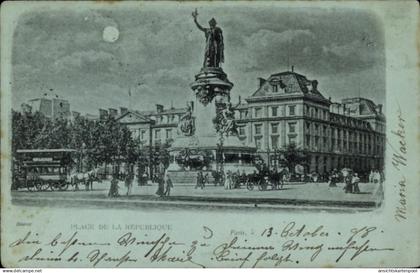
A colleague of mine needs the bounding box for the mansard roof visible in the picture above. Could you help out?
[137,107,187,116]
[247,71,330,105]
[341,97,385,120]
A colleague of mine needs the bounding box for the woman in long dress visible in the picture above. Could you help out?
[225,171,233,190]
[155,173,165,197]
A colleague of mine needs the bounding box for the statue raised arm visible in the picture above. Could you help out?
[192,9,224,68]
[192,9,205,32]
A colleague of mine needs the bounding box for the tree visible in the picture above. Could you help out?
[12,109,140,174]
[283,143,308,172]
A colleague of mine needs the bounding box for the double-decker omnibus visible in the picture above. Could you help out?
[13,149,76,191]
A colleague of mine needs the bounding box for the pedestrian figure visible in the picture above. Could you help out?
[125,167,134,196]
[203,173,209,188]
[164,173,173,196]
[312,172,319,183]
[344,174,353,193]
[373,170,381,183]
[225,170,232,190]
[352,173,360,194]
[155,173,165,197]
[369,170,374,183]
[195,171,204,189]
[108,174,119,198]
[329,171,338,187]
[138,170,147,186]
[85,176,90,191]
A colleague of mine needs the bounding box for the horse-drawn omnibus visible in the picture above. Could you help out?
[13,149,76,191]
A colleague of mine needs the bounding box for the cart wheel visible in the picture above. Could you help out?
[50,181,69,191]
[60,182,69,191]
[247,182,254,191]
[259,183,267,191]
[26,180,36,192]
[35,180,48,191]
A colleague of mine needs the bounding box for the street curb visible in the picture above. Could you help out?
[12,192,380,209]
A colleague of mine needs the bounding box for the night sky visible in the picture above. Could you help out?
[12,3,385,115]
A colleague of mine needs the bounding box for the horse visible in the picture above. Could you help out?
[69,168,101,191]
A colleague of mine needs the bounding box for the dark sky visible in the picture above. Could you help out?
[12,3,385,114]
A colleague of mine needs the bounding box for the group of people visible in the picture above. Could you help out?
[108,167,135,198]
[209,168,288,190]
[195,171,209,189]
[155,172,174,197]
[107,162,383,197]
[328,168,371,194]
[344,172,361,194]
[369,170,383,183]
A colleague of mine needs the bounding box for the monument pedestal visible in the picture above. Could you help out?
[167,66,257,182]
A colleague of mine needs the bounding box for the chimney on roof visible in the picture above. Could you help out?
[312,80,318,91]
[238,95,241,104]
[156,104,164,113]
[120,107,128,115]
[99,109,108,120]
[376,104,383,114]
[258,77,266,88]
[291,65,294,72]
[108,108,118,118]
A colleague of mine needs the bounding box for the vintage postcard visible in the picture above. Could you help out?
[1,1,419,268]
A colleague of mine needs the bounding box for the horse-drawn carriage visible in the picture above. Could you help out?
[13,149,100,191]
[13,149,76,191]
[243,171,285,191]
[225,169,286,191]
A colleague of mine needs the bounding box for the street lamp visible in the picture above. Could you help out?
[80,142,86,172]
[217,132,225,182]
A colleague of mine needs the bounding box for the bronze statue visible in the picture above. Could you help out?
[178,104,195,136]
[192,9,224,68]
[213,102,237,136]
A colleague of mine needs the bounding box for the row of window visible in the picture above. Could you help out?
[239,105,297,119]
[242,122,383,141]
[304,105,329,120]
[239,122,297,136]
[239,105,334,120]
[134,128,174,140]
[153,114,180,125]
[330,113,371,129]
[238,122,385,153]
[254,135,297,150]
[306,135,383,155]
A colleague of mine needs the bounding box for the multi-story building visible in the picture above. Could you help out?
[26,96,71,119]
[113,70,385,175]
[235,71,385,174]
[115,104,189,177]
[116,104,188,148]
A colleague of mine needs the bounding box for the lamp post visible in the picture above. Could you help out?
[80,142,86,172]
[217,132,225,182]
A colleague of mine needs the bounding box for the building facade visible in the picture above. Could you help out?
[26,96,71,119]
[116,104,188,148]
[113,71,385,175]
[235,71,385,174]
